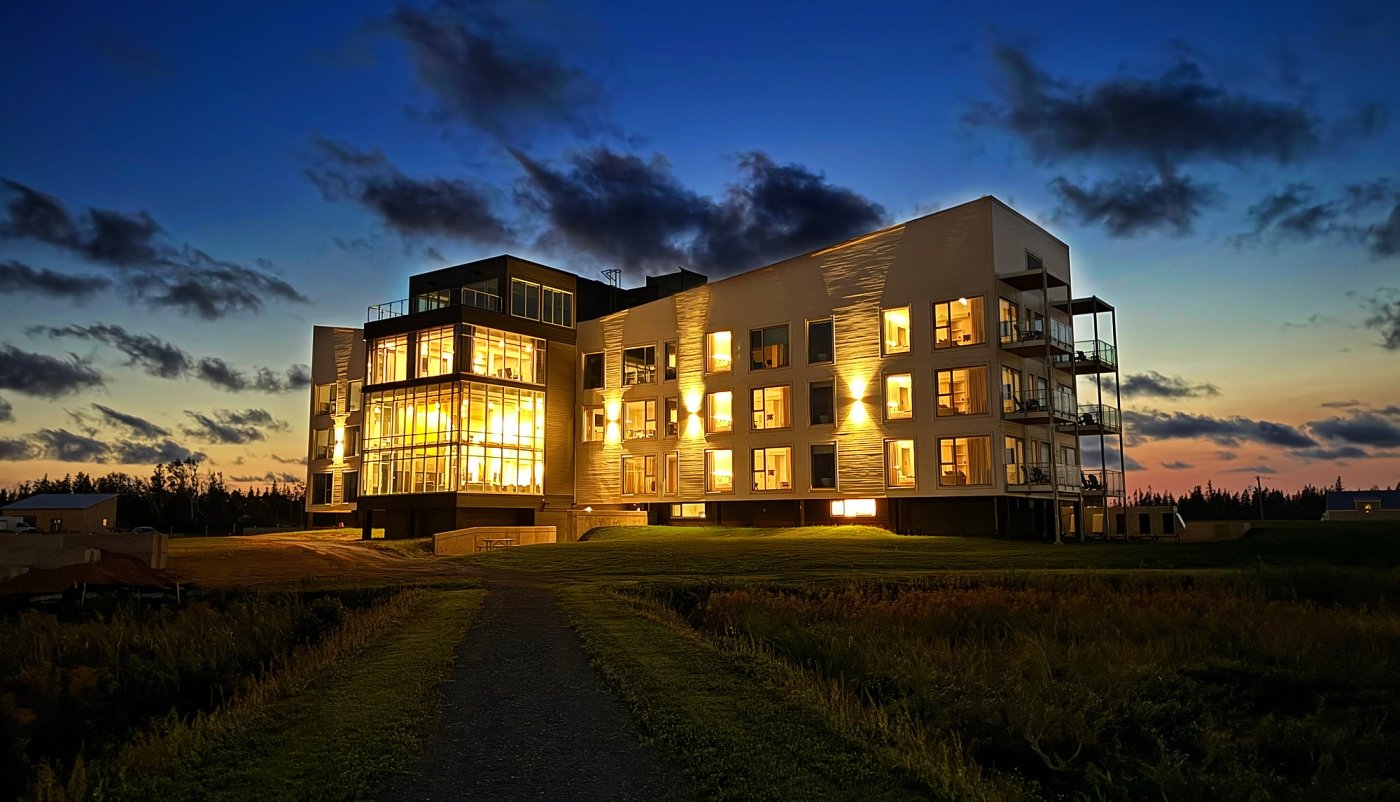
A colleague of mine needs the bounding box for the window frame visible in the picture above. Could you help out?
[806,317,834,364]
[582,404,606,443]
[621,453,658,496]
[663,340,678,381]
[883,372,914,421]
[749,323,790,371]
[939,435,994,487]
[750,446,794,492]
[881,306,911,356]
[705,390,733,434]
[581,352,606,390]
[810,442,837,491]
[663,396,679,438]
[705,448,734,494]
[750,385,792,431]
[622,398,658,440]
[705,331,733,374]
[933,296,986,349]
[808,380,836,427]
[510,277,541,320]
[884,438,917,489]
[622,344,657,387]
[936,365,990,417]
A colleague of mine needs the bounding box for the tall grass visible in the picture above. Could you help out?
[646,572,1400,801]
[0,588,402,801]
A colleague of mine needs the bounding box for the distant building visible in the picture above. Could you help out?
[2,493,119,533]
[1323,490,1400,521]
[304,326,365,528]
[309,196,1129,538]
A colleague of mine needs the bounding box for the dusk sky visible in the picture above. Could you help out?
[1,0,1398,494]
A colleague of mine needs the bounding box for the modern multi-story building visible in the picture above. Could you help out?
[305,326,365,528]
[309,196,1128,538]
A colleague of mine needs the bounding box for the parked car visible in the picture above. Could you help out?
[132,526,160,535]
[0,516,37,533]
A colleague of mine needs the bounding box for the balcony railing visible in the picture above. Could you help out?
[368,287,503,322]
[1080,468,1126,497]
[1006,462,1081,491]
[1053,339,1117,372]
[1003,389,1077,419]
[1066,404,1121,433]
[998,319,1073,354]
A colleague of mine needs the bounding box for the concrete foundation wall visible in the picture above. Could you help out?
[0,532,168,573]
[1323,510,1400,522]
[434,526,557,555]
[537,509,648,542]
[62,533,169,569]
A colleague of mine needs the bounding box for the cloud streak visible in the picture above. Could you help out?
[1049,170,1217,236]
[1119,370,1221,399]
[0,344,104,398]
[180,408,288,445]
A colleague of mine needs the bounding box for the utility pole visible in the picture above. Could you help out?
[1255,475,1265,520]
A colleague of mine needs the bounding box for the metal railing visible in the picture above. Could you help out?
[368,287,503,322]
[1003,388,1076,417]
[1054,339,1117,369]
[1073,404,1121,431]
[1006,462,1081,490]
[1080,468,1126,497]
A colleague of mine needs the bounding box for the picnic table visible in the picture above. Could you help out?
[478,538,516,552]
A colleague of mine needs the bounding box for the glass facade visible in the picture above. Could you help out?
[464,326,544,384]
[362,381,545,495]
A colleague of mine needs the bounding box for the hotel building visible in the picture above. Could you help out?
[308,196,1127,538]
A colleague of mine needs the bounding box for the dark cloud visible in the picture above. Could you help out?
[1294,445,1369,461]
[1236,181,1399,251]
[1161,460,1194,470]
[1124,409,1316,449]
[30,428,110,462]
[0,259,112,300]
[0,396,11,423]
[513,147,885,274]
[973,46,1324,166]
[1048,169,1217,236]
[110,439,204,465]
[0,437,33,460]
[1226,464,1278,475]
[689,152,887,273]
[1308,412,1400,448]
[33,323,309,391]
[0,344,104,398]
[230,471,302,484]
[383,1,607,140]
[306,138,512,242]
[1320,399,1361,408]
[180,408,288,445]
[268,453,308,465]
[0,179,306,318]
[1370,201,1400,258]
[1119,370,1221,399]
[91,404,170,439]
[1362,288,1400,350]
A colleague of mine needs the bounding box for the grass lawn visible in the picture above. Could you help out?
[114,588,485,801]
[472,523,1400,800]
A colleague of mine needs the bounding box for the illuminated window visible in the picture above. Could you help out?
[1001,366,1022,413]
[348,380,363,412]
[885,439,916,488]
[1004,436,1025,484]
[344,426,360,458]
[664,340,678,381]
[749,324,789,370]
[369,335,408,384]
[671,502,706,518]
[541,285,574,327]
[313,428,334,460]
[663,451,679,495]
[624,399,657,440]
[937,367,988,416]
[582,405,605,442]
[417,326,455,378]
[807,318,834,364]
[751,446,792,491]
[750,385,791,430]
[510,278,540,320]
[582,353,605,390]
[463,326,544,384]
[622,454,657,496]
[884,373,913,420]
[705,331,732,373]
[705,391,733,433]
[831,498,876,517]
[811,443,836,489]
[623,345,657,386]
[934,296,985,348]
[882,307,910,355]
[705,449,733,493]
[664,396,679,437]
[809,381,835,426]
[940,436,993,486]
[314,383,337,415]
[998,298,1020,344]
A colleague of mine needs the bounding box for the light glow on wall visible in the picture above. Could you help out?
[831,498,877,517]
[333,423,345,463]
[847,374,870,426]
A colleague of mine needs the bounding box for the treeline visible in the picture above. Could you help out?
[0,459,305,534]
[1131,478,1390,521]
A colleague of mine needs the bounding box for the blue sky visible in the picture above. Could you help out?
[1,0,1397,491]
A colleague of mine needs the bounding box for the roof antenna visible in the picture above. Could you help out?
[601,268,622,287]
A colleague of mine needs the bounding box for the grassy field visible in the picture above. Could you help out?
[477,523,1400,801]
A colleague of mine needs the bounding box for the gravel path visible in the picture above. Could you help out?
[375,571,689,801]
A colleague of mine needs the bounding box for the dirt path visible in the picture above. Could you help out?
[375,571,688,801]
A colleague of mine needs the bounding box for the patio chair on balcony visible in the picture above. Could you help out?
[1029,467,1048,484]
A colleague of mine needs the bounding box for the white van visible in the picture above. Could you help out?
[0,516,38,533]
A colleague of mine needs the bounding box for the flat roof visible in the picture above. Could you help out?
[4,493,119,511]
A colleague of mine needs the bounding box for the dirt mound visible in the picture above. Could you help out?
[0,553,177,595]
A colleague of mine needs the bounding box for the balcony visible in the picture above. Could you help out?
[367,286,503,322]
[1080,469,1126,499]
[1053,339,1117,373]
[1003,389,1077,425]
[1005,462,1081,493]
[998,320,1073,357]
[1061,404,1121,435]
